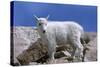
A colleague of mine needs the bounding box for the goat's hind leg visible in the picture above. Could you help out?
[74,41,83,61]
[71,36,84,62]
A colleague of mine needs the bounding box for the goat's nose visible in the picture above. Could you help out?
[43,30,45,33]
[39,23,41,26]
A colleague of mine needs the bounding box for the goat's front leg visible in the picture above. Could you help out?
[48,51,56,64]
[47,43,56,64]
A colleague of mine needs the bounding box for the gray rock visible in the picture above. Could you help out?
[82,32,97,44]
[17,38,48,65]
[84,37,97,61]
[11,26,40,65]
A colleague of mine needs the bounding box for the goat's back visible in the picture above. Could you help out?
[45,21,84,45]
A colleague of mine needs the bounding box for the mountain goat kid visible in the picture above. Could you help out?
[34,16,84,63]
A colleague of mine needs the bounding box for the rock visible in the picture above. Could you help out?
[83,32,97,44]
[55,57,68,64]
[29,62,40,65]
[61,51,71,57]
[17,38,48,65]
[55,51,71,58]
[11,27,40,65]
[84,37,97,61]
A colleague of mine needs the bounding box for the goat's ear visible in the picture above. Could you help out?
[34,15,39,20]
[46,15,50,20]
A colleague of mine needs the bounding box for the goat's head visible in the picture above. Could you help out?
[34,15,49,34]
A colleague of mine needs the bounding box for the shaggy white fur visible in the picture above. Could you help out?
[35,17,84,63]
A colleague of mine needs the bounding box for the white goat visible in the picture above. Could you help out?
[34,16,84,63]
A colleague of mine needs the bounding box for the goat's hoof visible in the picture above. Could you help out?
[46,59,56,64]
[66,57,74,62]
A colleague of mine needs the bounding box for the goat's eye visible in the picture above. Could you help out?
[39,23,41,26]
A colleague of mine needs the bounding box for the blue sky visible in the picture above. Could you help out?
[11,1,97,32]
